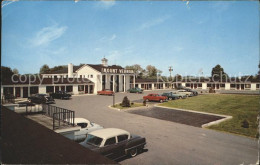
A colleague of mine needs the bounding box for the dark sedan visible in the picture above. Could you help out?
[28,94,55,104]
[50,91,71,100]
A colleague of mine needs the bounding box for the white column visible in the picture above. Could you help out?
[20,87,23,98]
[28,86,31,97]
[112,75,115,92]
[163,83,166,89]
[39,86,46,94]
[202,83,207,90]
[225,83,230,90]
[152,83,155,90]
[88,85,90,94]
[133,75,136,88]
[138,83,141,88]
[251,83,256,90]
[124,75,126,92]
[73,85,79,95]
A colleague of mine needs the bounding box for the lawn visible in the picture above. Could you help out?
[160,94,259,138]
[112,103,144,110]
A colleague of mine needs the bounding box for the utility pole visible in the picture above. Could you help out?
[169,66,173,80]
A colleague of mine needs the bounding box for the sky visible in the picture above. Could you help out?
[2,0,259,77]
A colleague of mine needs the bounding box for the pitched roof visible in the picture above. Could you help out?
[87,64,124,72]
[47,66,82,74]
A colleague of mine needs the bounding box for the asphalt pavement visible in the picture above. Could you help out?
[55,90,258,165]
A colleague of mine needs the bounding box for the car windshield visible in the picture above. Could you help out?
[85,134,103,147]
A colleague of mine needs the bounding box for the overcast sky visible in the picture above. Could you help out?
[2,1,259,77]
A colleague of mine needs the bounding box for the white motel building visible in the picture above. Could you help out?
[1,58,260,98]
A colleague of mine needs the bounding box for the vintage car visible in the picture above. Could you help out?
[80,128,146,161]
[177,90,194,97]
[184,88,198,96]
[97,89,114,96]
[143,93,168,103]
[162,92,179,100]
[50,91,71,100]
[57,118,103,142]
[28,94,55,104]
[127,87,143,94]
[170,91,187,99]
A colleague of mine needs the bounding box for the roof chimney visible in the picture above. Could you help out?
[101,58,108,67]
[68,63,73,78]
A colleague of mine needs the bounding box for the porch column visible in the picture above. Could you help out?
[28,86,30,97]
[112,75,115,92]
[20,87,23,98]
[124,75,126,92]
[88,85,90,94]
[133,75,136,88]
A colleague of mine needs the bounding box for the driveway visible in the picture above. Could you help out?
[55,90,258,165]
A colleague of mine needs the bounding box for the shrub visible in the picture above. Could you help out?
[143,100,146,106]
[241,119,249,128]
[122,96,131,107]
[209,87,215,93]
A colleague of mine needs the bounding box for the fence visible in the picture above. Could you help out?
[42,104,75,130]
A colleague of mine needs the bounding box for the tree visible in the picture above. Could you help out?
[40,64,50,74]
[211,64,228,81]
[1,66,14,83]
[12,68,19,74]
[146,65,157,78]
[125,64,144,78]
[121,96,130,107]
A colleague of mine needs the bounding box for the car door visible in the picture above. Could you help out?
[114,134,129,159]
[100,137,118,160]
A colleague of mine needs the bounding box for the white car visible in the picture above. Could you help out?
[177,90,194,97]
[56,118,103,142]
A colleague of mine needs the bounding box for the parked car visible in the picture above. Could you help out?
[177,90,194,97]
[50,91,71,100]
[143,94,168,103]
[162,92,179,100]
[28,94,55,104]
[184,88,198,96]
[57,118,103,142]
[80,128,146,161]
[127,87,143,94]
[170,91,187,99]
[97,89,114,96]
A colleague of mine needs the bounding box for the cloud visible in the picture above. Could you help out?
[30,24,67,47]
[99,34,117,42]
[212,1,233,13]
[96,0,116,9]
[1,0,18,8]
[138,15,170,31]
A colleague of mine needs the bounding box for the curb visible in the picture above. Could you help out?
[155,105,233,128]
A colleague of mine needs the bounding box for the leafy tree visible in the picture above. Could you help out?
[211,64,228,80]
[39,64,50,74]
[125,64,144,78]
[12,68,19,74]
[173,74,182,82]
[1,66,14,83]
[146,65,157,78]
[50,65,67,72]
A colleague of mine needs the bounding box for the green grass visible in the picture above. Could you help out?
[112,103,144,110]
[160,94,260,138]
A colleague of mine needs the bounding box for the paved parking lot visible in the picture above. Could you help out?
[55,90,258,165]
[127,107,224,127]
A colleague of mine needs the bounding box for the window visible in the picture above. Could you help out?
[207,83,211,87]
[186,83,190,87]
[66,86,73,92]
[77,122,88,128]
[90,75,93,78]
[245,84,251,88]
[257,84,260,89]
[104,137,116,146]
[198,83,202,87]
[220,84,225,88]
[231,84,236,88]
[78,85,84,91]
[117,135,128,142]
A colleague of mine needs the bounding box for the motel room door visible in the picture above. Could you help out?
[85,85,89,94]
[15,87,21,98]
[23,87,28,98]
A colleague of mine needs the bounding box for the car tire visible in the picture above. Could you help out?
[159,99,163,103]
[169,97,172,101]
[129,148,138,157]
[179,96,182,99]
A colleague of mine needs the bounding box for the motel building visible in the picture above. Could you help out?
[1,58,136,98]
[1,58,260,99]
